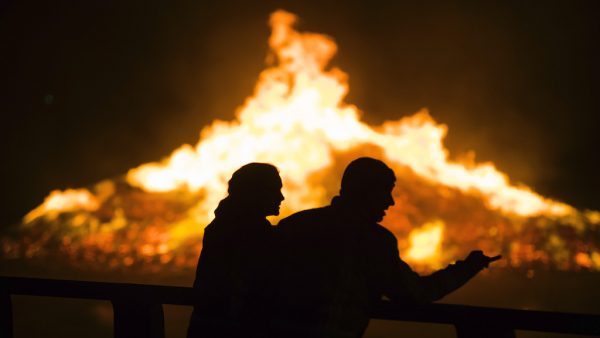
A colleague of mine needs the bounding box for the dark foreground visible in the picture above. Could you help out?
[2,270,600,338]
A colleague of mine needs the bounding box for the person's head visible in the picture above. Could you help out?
[227,162,284,217]
[339,157,396,222]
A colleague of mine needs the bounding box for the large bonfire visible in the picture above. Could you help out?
[2,10,599,275]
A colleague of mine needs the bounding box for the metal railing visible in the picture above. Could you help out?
[1,276,599,338]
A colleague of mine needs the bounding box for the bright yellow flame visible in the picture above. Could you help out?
[406,220,444,264]
[125,10,573,223]
[24,188,99,223]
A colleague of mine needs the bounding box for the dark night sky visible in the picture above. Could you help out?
[1,0,599,225]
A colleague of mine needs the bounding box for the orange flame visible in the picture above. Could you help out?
[24,188,99,224]
[13,10,599,272]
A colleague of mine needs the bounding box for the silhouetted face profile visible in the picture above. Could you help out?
[255,174,284,216]
[227,162,284,217]
[340,157,396,222]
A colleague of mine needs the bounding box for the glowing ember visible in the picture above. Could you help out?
[3,10,599,274]
[575,252,600,270]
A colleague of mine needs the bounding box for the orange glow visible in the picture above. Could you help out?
[575,252,593,269]
[575,252,600,269]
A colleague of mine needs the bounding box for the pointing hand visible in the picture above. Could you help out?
[465,250,502,269]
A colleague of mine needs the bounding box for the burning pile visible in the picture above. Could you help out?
[2,10,599,274]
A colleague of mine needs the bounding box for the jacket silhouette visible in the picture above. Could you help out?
[272,157,497,338]
[187,163,284,338]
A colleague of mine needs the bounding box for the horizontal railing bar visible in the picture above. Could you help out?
[372,302,600,336]
[1,276,193,304]
[2,276,599,336]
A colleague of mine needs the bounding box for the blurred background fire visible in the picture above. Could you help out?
[1,1,599,337]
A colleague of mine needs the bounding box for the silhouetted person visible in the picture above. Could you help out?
[187,163,284,338]
[272,157,499,338]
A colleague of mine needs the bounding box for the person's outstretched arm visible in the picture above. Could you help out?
[376,229,499,305]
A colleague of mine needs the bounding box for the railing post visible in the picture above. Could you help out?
[112,300,165,338]
[455,323,516,338]
[1,280,13,338]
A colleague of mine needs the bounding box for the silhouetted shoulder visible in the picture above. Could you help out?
[369,223,401,253]
[277,206,333,228]
[372,223,397,241]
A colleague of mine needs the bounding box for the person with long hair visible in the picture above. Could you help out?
[187,163,284,338]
